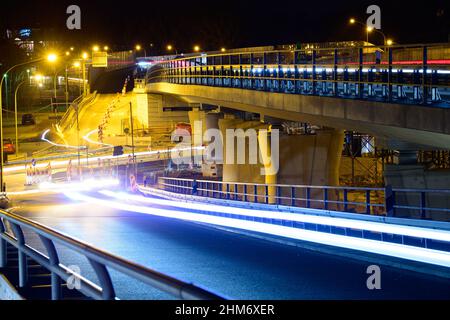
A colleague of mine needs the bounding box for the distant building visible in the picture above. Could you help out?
[5,28,59,56]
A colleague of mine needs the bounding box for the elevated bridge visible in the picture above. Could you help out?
[144,43,450,149]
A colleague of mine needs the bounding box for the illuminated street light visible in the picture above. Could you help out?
[193,45,201,52]
[386,39,394,46]
[0,54,60,190]
[47,53,58,62]
[348,18,389,45]
[136,45,142,51]
[82,52,89,60]
[65,51,71,56]
[70,47,75,51]
[73,61,81,68]
[93,45,100,52]
[221,48,226,52]
[167,45,173,51]
[104,46,109,51]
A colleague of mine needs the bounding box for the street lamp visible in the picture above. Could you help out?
[47,53,58,63]
[221,48,226,53]
[14,81,27,157]
[349,18,371,43]
[135,45,146,57]
[349,18,390,45]
[0,54,58,192]
[81,53,89,96]
[93,45,100,52]
[193,45,201,53]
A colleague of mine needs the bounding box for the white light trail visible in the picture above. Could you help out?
[101,190,450,243]
[83,129,114,147]
[41,129,85,150]
[65,191,450,268]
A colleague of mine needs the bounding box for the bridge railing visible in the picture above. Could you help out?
[158,177,450,220]
[148,43,450,107]
[0,210,224,300]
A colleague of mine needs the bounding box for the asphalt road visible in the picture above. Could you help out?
[8,190,450,300]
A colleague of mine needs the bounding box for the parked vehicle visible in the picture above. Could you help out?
[3,139,16,155]
[22,114,36,125]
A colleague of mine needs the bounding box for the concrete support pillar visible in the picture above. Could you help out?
[218,118,275,202]
[278,129,344,186]
[133,92,150,128]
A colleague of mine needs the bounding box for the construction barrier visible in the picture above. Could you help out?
[25,162,52,186]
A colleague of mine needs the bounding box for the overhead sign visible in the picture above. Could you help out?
[92,51,108,68]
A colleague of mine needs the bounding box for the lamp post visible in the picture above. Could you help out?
[14,81,27,157]
[167,45,178,55]
[0,55,57,192]
[349,18,392,45]
[349,18,371,43]
[136,45,147,58]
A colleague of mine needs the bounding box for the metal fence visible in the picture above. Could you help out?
[147,43,450,107]
[159,177,450,220]
[0,209,224,300]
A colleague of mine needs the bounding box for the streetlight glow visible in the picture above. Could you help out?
[136,45,142,51]
[194,45,200,52]
[82,52,89,60]
[386,39,394,46]
[167,45,173,51]
[349,18,355,24]
[47,54,57,62]
[93,46,100,52]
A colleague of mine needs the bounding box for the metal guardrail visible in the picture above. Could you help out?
[159,177,450,220]
[0,209,224,300]
[148,43,450,107]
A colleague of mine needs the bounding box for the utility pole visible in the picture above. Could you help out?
[130,102,136,175]
[65,67,69,111]
[14,81,26,157]
[76,102,81,179]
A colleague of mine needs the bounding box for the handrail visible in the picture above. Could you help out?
[147,42,450,107]
[151,42,450,63]
[160,177,384,191]
[158,177,450,220]
[0,209,224,300]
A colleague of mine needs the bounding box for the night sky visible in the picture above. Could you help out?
[1,0,449,52]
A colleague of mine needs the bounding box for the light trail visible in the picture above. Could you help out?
[83,129,114,147]
[41,129,86,150]
[64,191,450,268]
[100,190,450,243]
[4,142,205,174]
